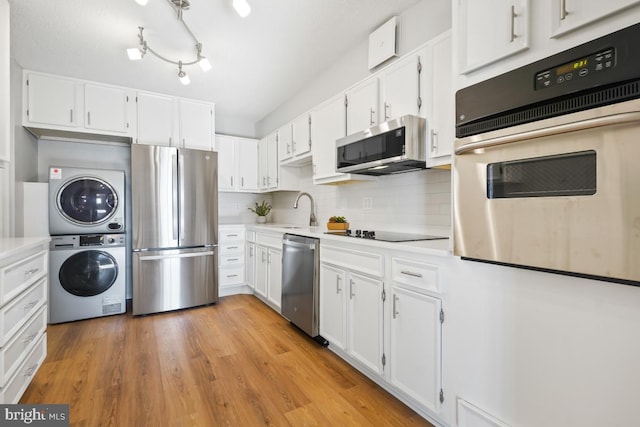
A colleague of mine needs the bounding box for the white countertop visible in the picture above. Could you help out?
[243,223,451,257]
[0,236,51,258]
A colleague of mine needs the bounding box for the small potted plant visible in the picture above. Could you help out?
[327,216,349,230]
[248,200,272,223]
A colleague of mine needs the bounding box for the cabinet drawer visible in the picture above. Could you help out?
[0,250,48,305]
[0,332,46,404]
[220,255,244,266]
[219,243,245,256]
[256,233,282,249]
[321,245,384,278]
[0,306,47,386]
[246,230,256,243]
[0,278,46,347]
[219,267,245,286]
[219,228,245,242]
[391,257,439,294]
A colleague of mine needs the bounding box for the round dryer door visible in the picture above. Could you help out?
[59,250,118,297]
[57,177,118,225]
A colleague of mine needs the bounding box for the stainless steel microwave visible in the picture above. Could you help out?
[336,115,426,176]
[454,22,640,286]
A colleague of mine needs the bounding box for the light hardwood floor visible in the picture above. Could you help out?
[21,295,433,426]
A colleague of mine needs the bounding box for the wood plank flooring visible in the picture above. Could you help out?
[21,295,433,427]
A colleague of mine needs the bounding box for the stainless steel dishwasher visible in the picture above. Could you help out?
[281,234,326,343]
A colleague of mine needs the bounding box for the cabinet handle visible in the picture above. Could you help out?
[287,143,291,154]
[23,333,38,344]
[24,268,39,277]
[169,137,172,145]
[227,258,239,262]
[267,253,271,264]
[183,138,186,147]
[510,5,518,43]
[384,102,390,121]
[261,252,266,263]
[393,294,399,319]
[370,108,375,126]
[70,109,73,123]
[227,234,238,237]
[292,141,296,153]
[401,270,423,278]
[249,247,253,257]
[241,177,244,187]
[263,176,266,186]
[226,246,239,250]
[231,176,234,187]
[430,129,438,153]
[87,111,91,126]
[560,0,568,20]
[336,276,342,294]
[23,301,39,311]
[226,274,238,278]
[349,279,355,299]
[24,363,38,377]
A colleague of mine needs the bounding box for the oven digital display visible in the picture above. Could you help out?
[556,58,588,75]
[535,48,615,90]
[80,235,104,246]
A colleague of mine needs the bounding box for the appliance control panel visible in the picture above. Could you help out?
[535,48,616,90]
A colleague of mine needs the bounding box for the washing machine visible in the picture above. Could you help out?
[49,234,126,323]
[48,166,125,235]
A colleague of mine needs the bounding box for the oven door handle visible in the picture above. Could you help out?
[455,111,640,155]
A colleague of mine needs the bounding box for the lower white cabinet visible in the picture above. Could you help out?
[0,238,49,404]
[319,264,346,349]
[218,226,246,296]
[252,231,283,311]
[390,285,442,413]
[245,242,255,290]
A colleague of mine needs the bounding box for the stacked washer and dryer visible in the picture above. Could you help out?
[48,167,127,323]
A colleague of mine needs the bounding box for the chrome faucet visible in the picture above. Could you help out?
[293,192,318,226]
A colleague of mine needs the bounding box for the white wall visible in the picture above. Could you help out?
[256,0,452,137]
[219,192,273,225]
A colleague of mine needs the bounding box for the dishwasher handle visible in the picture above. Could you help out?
[283,237,316,250]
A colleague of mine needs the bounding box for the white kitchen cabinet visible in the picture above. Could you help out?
[347,271,384,375]
[0,0,8,162]
[84,83,131,134]
[277,123,293,162]
[319,263,347,350]
[254,245,268,298]
[245,242,255,290]
[253,231,283,312]
[291,112,312,160]
[216,135,259,192]
[457,0,530,74]
[218,226,245,296]
[258,133,278,190]
[266,247,282,309]
[311,93,346,183]
[24,73,78,128]
[136,91,175,146]
[347,77,379,134]
[379,49,426,121]
[390,286,442,413]
[258,137,269,191]
[549,0,640,38]
[426,32,454,167]
[178,99,214,151]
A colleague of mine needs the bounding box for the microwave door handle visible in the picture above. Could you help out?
[455,111,640,155]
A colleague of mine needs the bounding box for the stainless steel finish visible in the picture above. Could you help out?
[510,5,518,42]
[454,98,640,283]
[131,144,218,315]
[560,0,568,20]
[281,234,320,337]
[132,247,217,315]
[293,191,318,226]
[401,270,423,278]
[335,115,427,174]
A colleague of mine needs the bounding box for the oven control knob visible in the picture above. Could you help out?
[362,230,370,238]
[355,229,362,237]
[107,238,115,244]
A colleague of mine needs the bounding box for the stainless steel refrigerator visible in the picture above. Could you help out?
[131,144,218,315]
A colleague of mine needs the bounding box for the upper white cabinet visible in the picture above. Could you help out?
[136,92,175,146]
[550,0,640,38]
[379,49,426,121]
[291,112,312,160]
[277,123,293,162]
[215,134,259,192]
[258,132,278,190]
[0,0,9,162]
[426,33,454,167]
[24,73,78,129]
[456,0,530,74]
[84,84,132,134]
[347,77,379,135]
[311,93,347,184]
[178,99,214,151]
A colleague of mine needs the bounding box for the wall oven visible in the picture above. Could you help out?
[454,23,640,286]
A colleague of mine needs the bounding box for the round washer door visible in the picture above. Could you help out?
[59,250,118,297]
[57,177,118,225]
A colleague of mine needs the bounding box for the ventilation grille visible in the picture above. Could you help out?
[457,80,640,138]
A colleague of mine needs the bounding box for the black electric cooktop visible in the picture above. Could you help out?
[324,229,447,242]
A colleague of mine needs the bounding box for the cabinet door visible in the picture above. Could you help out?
[84,84,130,134]
[380,54,423,121]
[347,77,379,134]
[390,286,442,413]
[550,0,640,37]
[258,137,269,190]
[311,94,346,180]
[237,137,259,191]
[319,263,346,350]
[267,132,279,189]
[26,73,77,127]
[292,113,312,156]
[278,123,293,162]
[427,34,454,166]
[216,135,236,191]
[179,99,213,151]
[136,92,175,146]
[267,248,282,309]
[348,272,383,374]
[245,243,255,289]
[457,0,530,74]
[254,246,268,298]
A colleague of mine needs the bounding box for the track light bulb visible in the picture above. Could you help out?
[178,68,190,85]
[233,0,251,18]
[198,58,212,72]
[135,0,149,5]
[127,48,143,60]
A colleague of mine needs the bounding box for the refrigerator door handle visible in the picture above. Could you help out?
[178,153,185,243]
[172,152,179,241]
[138,251,215,261]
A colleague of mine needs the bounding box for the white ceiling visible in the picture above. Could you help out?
[9,0,422,129]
